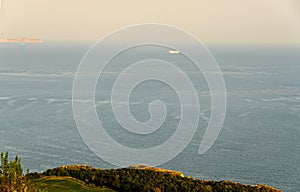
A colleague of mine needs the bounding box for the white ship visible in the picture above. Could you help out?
[169,50,180,54]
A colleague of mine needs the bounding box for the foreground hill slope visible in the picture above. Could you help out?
[28,164,281,192]
[32,176,115,192]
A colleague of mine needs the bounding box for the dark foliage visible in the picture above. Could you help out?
[27,165,281,192]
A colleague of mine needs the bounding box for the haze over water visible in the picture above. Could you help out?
[0,43,299,191]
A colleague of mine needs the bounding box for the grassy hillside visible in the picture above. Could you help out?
[32,176,115,192]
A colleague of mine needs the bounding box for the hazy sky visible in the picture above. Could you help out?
[0,0,300,44]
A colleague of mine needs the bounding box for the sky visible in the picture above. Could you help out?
[0,0,300,44]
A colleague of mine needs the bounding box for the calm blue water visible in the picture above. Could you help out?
[0,43,299,191]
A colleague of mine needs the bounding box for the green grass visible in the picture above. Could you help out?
[32,176,115,192]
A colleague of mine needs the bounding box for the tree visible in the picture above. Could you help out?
[0,151,40,192]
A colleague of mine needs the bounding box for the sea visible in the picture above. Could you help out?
[0,42,299,191]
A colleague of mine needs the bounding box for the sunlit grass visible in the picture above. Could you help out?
[32,176,115,192]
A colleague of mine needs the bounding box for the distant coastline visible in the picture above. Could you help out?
[0,37,43,43]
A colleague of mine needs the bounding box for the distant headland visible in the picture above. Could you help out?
[0,37,43,43]
[27,164,282,192]
[0,150,282,192]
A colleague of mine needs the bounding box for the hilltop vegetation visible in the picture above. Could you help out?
[28,164,281,192]
[1,152,281,192]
